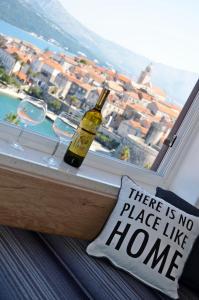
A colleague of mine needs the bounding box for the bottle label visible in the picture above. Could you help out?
[69,128,95,157]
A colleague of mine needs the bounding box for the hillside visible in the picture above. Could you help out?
[0,0,198,105]
[0,0,94,58]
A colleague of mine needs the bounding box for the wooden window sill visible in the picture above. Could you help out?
[0,123,162,239]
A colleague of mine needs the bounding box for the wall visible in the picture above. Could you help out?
[169,128,199,206]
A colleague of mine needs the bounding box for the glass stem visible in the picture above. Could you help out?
[15,123,27,144]
[51,140,60,157]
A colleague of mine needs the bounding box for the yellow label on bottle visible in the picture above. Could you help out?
[69,128,95,157]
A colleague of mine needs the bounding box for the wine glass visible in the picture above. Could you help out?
[43,112,76,167]
[11,96,47,151]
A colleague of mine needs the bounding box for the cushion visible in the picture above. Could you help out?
[41,232,199,300]
[156,187,199,293]
[0,226,88,300]
[40,234,170,300]
[87,176,199,299]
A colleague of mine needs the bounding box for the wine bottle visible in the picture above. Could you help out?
[64,87,110,168]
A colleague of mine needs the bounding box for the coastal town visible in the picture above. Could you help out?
[0,33,181,168]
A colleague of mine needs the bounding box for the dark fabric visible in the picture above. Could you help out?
[0,224,197,300]
[0,226,89,300]
[156,188,199,217]
[40,233,180,300]
[156,187,199,293]
[178,285,199,300]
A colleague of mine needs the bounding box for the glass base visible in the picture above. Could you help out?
[10,142,24,151]
[43,156,59,168]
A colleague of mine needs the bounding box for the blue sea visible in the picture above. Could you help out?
[0,92,57,139]
[0,20,73,56]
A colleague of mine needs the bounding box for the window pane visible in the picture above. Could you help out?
[0,0,198,169]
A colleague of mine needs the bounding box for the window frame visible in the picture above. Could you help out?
[153,79,199,185]
[0,79,199,195]
[151,78,199,172]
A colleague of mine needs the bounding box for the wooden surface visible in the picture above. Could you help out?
[0,167,116,240]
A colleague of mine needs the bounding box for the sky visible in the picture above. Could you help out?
[60,0,199,73]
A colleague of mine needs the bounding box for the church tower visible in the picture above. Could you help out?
[137,63,153,87]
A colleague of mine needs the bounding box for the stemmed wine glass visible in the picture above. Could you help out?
[43,112,76,167]
[11,96,47,151]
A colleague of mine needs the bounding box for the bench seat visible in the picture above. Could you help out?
[0,225,197,300]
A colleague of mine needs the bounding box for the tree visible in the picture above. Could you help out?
[79,59,87,65]
[4,113,20,125]
[17,61,25,75]
[28,86,42,98]
[12,52,21,62]
[144,163,152,169]
[51,99,62,112]
[11,77,20,88]
[50,86,58,95]
[0,68,20,88]
[120,146,131,161]
[27,68,40,78]
[0,67,5,76]
[69,95,79,106]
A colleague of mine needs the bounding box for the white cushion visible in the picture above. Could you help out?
[87,176,199,299]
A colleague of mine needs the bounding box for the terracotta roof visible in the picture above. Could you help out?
[155,102,180,119]
[127,119,148,135]
[94,65,106,73]
[83,69,105,83]
[63,55,77,65]
[43,58,63,72]
[42,51,53,58]
[6,46,18,54]
[74,66,88,76]
[140,126,148,135]
[138,91,153,101]
[126,103,151,115]
[159,100,182,111]
[151,86,167,98]
[79,82,92,91]
[141,119,151,128]
[144,113,162,123]
[117,74,131,83]
[66,74,92,91]
[74,66,105,84]
[16,71,27,81]
[6,47,31,63]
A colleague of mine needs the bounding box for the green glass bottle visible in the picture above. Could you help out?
[64,88,110,168]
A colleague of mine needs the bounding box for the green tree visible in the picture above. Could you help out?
[27,68,39,78]
[79,59,87,65]
[50,86,58,95]
[0,68,20,88]
[0,67,5,77]
[120,146,131,161]
[4,113,20,125]
[11,77,20,88]
[69,95,79,106]
[1,72,11,84]
[28,86,42,98]
[18,61,25,75]
[144,163,152,169]
[51,99,61,111]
